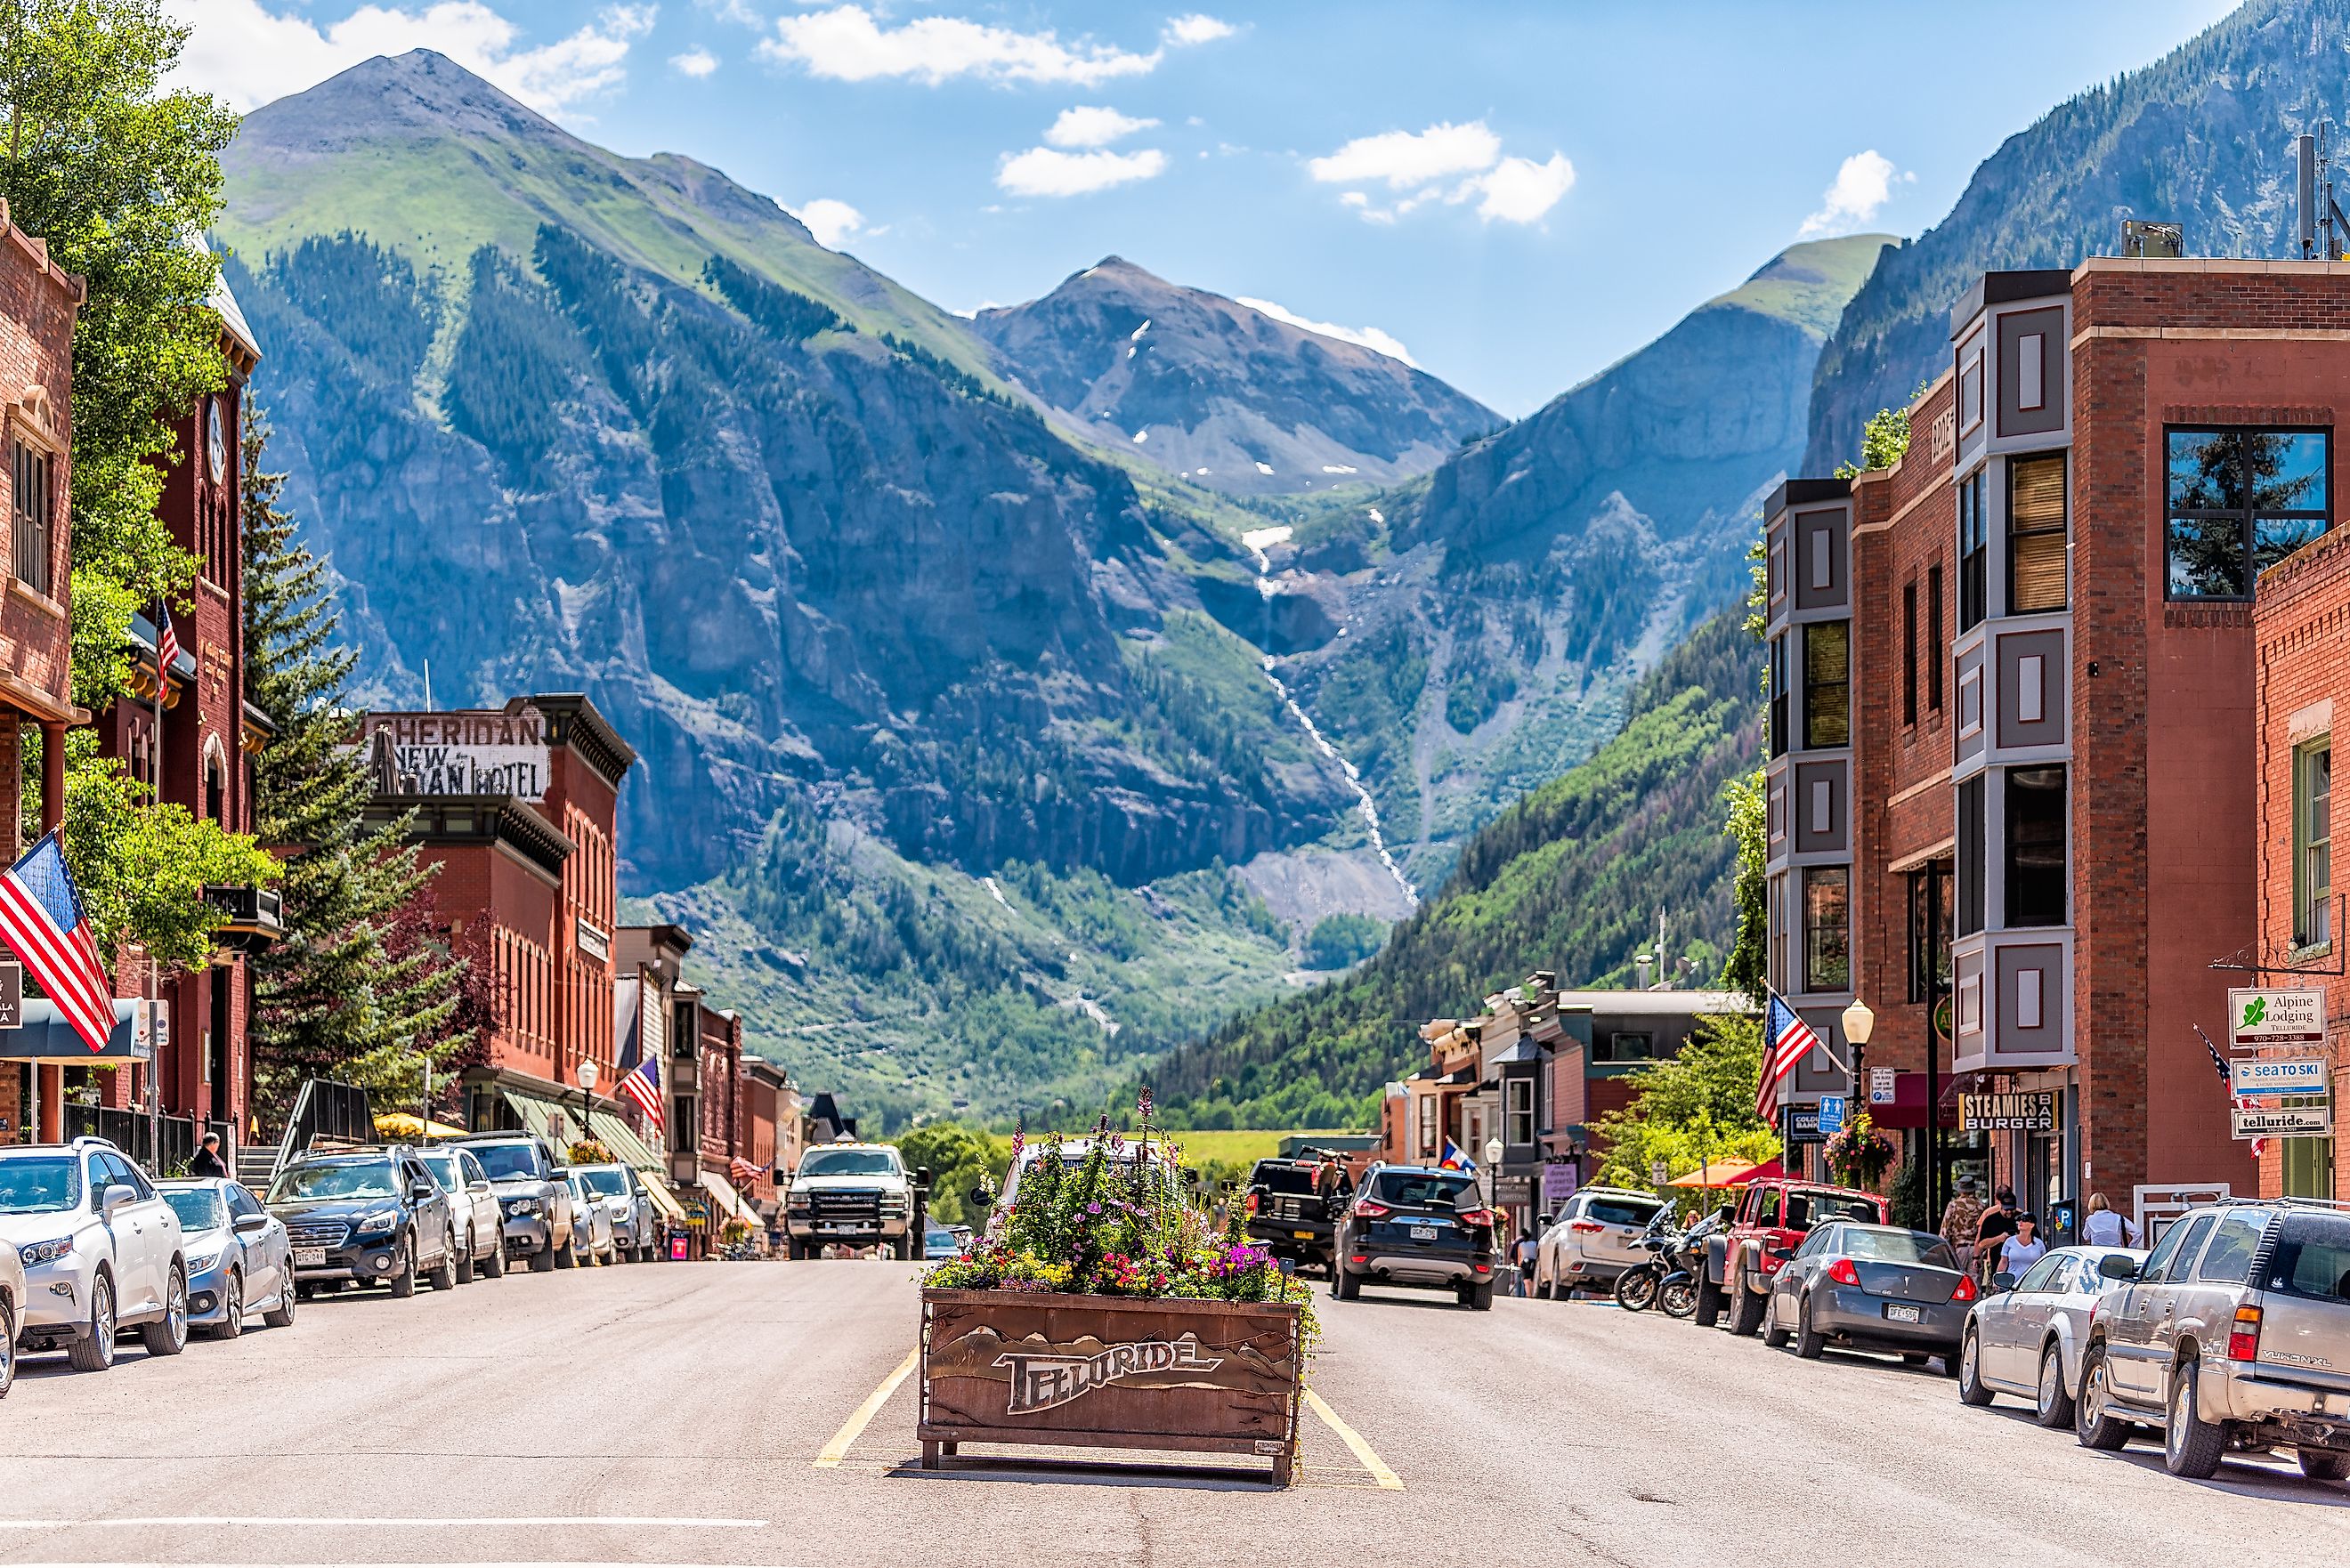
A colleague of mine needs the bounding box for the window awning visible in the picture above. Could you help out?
[0,1000,150,1062]
[499,1089,560,1146]
[588,1109,660,1171]
[639,1169,688,1222]
[699,1169,747,1223]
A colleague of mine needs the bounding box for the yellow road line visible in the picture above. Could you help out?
[814,1347,920,1468]
[1304,1389,1404,1491]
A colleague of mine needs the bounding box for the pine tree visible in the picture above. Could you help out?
[240,408,469,1119]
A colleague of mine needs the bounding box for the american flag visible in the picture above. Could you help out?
[153,598,179,679]
[2201,1025,2267,1160]
[618,1052,662,1127]
[1760,992,1823,1123]
[0,833,116,1054]
[730,1155,768,1184]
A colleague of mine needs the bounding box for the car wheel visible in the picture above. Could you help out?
[1333,1262,1359,1301]
[0,1296,15,1398]
[211,1269,244,1340]
[555,1230,579,1269]
[1793,1294,1826,1360]
[2074,1346,2131,1451]
[483,1236,506,1278]
[1465,1281,1494,1312]
[2035,1341,2076,1429]
[1957,1329,1993,1405]
[139,1265,189,1356]
[428,1231,458,1291]
[263,1274,296,1330]
[2297,1449,2350,1482]
[456,1231,476,1285]
[1726,1267,1765,1338]
[2164,1361,2228,1479]
[529,1242,556,1273]
[1762,1291,1789,1348]
[1694,1271,1724,1329]
[386,1236,417,1299]
[67,1271,116,1372]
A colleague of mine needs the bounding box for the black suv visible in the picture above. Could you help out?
[1331,1162,1499,1310]
[1243,1155,1352,1273]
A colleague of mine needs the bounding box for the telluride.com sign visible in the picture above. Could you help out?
[361,707,553,800]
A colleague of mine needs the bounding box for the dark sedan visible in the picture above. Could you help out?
[1762,1222,1975,1370]
[1331,1164,1498,1310]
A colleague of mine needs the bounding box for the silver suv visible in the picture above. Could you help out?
[1532,1187,1667,1298]
[2077,1197,2350,1481]
[0,1138,188,1371]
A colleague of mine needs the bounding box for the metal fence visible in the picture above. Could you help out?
[272,1078,375,1173]
[61,1105,233,1176]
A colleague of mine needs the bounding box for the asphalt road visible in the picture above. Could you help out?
[0,1259,2342,1566]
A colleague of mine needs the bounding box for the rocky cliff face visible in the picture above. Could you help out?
[972,256,1496,497]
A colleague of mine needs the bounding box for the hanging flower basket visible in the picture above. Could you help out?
[1825,1112,1896,1190]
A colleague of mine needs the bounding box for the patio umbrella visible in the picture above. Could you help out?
[374,1111,465,1140]
[1667,1158,1758,1188]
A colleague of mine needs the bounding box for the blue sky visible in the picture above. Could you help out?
[181,0,2242,416]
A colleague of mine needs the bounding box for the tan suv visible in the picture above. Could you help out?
[2075,1197,2350,1481]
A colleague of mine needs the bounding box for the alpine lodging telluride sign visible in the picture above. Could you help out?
[918,1289,1303,1484]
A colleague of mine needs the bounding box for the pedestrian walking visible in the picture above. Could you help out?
[2079,1191,2141,1248]
[1973,1186,2019,1283]
[1511,1218,1541,1297]
[1996,1211,2047,1278]
[1938,1173,1985,1279]
[188,1132,229,1179]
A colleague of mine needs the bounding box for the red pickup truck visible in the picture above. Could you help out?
[1700,1176,1889,1333]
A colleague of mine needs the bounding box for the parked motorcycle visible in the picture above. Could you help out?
[1617,1209,1722,1317]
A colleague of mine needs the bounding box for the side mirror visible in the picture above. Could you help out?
[1989,1271,2017,1293]
[232,1212,271,1235]
[469,1179,492,1194]
[409,1182,437,1203]
[2097,1253,2141,1281]
[101,1183,136,1216]
[914,1167,933,1189]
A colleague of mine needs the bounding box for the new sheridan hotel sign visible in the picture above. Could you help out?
[361,707,552,801]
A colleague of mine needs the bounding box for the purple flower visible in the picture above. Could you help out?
[1087,1201,1103,1215]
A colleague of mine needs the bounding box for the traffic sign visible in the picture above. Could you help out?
[2229,988,2327,1050]
[2231,1055,2331,1096]
[2233,1104,2334,1139]
[1649,1159,1669,1185]
[1818,1095,1847,1139]
[1868,1067,1897,1106]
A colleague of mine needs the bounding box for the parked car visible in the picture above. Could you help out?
[453,1133,575,1272]
[1956,1243,2146,1425]
[156,1177,297,1338]
[416,1145,506,1282]
[1241,1155,1351,1274]
[1715,1176,1890,1335]
[561,1170,617,1265]
[922,1223,962,1261]
[0,1137,187,1371]
[2076,1197,2350,1481]
[1762,1221,1974,1369]
[267,1146,457,1297]
[1531,1186,1668,1299]
[1332,1163,1500,1310]
[0,1200,23,1396]
[571,1162,656,1263]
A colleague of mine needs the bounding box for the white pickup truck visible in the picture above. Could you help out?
[784,1139,917,1259]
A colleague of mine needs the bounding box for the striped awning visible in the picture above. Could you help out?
[638,1169,688,1222]
[699,1169,748,1223]
[588,1109,660,1170]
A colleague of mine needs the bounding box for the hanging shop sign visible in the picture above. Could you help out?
[2228,988,2328,1051]
[1784,1103,1823,1144]
[1960,1091,2057,1132]
[2230,1055,2332,1097]
[2232,1104,2335,1139]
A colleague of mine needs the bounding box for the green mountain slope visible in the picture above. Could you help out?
[1151,609,1760,1127]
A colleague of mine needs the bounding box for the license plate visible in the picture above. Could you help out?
[294,1248,327,1268]
[1410,1225,1438,1241]
[1884,1302,1923,1323]
[1293,1230,1317,1240]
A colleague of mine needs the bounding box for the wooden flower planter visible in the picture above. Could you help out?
[917,1287,1305,1485]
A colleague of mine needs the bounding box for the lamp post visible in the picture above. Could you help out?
[576,1057,600,1155]
[1839,997,1875,1106]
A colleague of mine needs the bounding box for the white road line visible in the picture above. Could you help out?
[814,1346,920,1467]
[0,1518,766,1531]
[1303,1389,1405,1491]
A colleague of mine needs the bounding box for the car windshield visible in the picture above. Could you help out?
[1841,1228,1957,1267]
[270,1160,399,1202]
[1252,1164,1319,1195]
[2265,1211,2350,1302]
[0,1155,81,1214]
[418,1155,463,1191]
[1373,1171,1476,1208]
[467,1144,545,1181]
[1586,1198,1665,1227]
[161,1188,228,1232]
[798,1150,899,1178]
[580,1168,630,1198]
[926,1227,956,1245]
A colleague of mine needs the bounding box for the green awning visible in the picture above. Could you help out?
[588,1109,660,1171]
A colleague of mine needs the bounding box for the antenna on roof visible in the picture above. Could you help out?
[2296,124,2347,260]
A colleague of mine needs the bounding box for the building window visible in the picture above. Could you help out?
[2300,740,2333,948]
[1766,874,1787,992]
[10,440,51,597]
[1957,470,1988,631]
[2165,428,2330,599]
[1903,581,1918,726]
[1957,776,1986,937]
[1594,1031,1654,1063]
[1415,1094,1437,1159]
[2006,453,2067,613]
[1803,621,1849,749]
[2284,1104,2336,1199]
[1505,1078,1533,1146]
[2006,765,2068,927]
[1927,564,1945,710]
[1802,866,1849,993]
[1768,634,1788,758]
[1907,864,1953,1003]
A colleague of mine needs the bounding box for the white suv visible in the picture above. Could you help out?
[1533,1186,1669,1298]
[0,1138,188,1370]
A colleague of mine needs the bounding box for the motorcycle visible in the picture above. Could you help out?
[1614,1232,1674,1313]
[1616,1210,1722,1317]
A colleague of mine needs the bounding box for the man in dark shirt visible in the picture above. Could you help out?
[1973,1186,2019,1282]
[188,1132,229,1179]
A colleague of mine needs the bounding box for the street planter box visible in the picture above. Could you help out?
[917,1287,1304,1485]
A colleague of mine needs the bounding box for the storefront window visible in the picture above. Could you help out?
[2284,1115,2337,1200]
[1802,866,1849,993]
[1908,864,1953,1003]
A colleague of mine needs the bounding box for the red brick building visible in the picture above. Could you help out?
[2251,521,2350,1201]
[0,212,85,1145]
[1767,256,2350,1233]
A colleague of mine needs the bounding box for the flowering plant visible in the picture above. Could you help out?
[924,1092,1317,1345]
[1824,1111,1895,1188]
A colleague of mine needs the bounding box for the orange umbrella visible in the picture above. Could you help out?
[1666,1155,1783,1188]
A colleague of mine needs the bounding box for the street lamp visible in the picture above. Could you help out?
[1840,997,1876,1102]
[576,1057,600,1154]
[1483,1135,1504,1210]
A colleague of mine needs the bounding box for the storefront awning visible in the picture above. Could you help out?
[699,1169,747,1223]
[499,1089,561,1146]
[639,1169,688,1222]
[0,1000,151,1062]
[587,1109,660,1170]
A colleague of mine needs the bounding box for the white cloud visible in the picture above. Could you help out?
[1463,151,1575,224]
[1800,149,1912,238]
[1237,296,1419,368]
[699,0,762,23]
[1045,105,1159,149]
[997,145,1168,198]
[167,0,656,115]
[1308,120,1501,190]
[760,4,1159,85]
[1163,13,1234,45]
[671,45,719,76]
[1339,190,1368,208]
[784,197,867,247]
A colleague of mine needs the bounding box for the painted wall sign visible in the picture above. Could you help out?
[361,707,552,801]
[2231,1055,2332,1096]
[1959,1091,2056,1132]
[2228,988,2328,1050]
[995,1332,1224,1415]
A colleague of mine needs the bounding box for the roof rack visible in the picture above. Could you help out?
[2213,1193,2350,1212]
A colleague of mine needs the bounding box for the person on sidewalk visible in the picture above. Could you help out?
[2079,1192,2142,1248]
[1511,1216,1544,1297]
[1938,1174,1986,1279]
[188,1132,229,1179]
[1973,1187,2020,1283]
[1997,1211,2047,1278]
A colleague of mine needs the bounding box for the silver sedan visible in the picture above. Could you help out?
[1957,1243,2147,1426]
[1763,1222,1974,1369]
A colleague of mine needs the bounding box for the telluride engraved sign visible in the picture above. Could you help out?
[995,1332,1224,1414]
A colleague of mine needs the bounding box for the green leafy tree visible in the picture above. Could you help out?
[894,1121,1010,1227]
[1720,770,1767,1005]
[1303,913,1386,970]
[241,408,465,1117]
[1590,1014,1778,1194]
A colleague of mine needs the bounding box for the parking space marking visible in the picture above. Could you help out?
[1303,1390,1403,1491]
[814,1346,920,1468]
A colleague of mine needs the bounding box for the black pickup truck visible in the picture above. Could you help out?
[1242,1156,1352,1274]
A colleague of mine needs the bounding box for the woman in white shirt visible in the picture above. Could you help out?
[2079,1191,2141,1248]
[1998,1212,2049,1276]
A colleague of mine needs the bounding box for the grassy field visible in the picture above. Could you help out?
[1161,1129,1366,1168]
